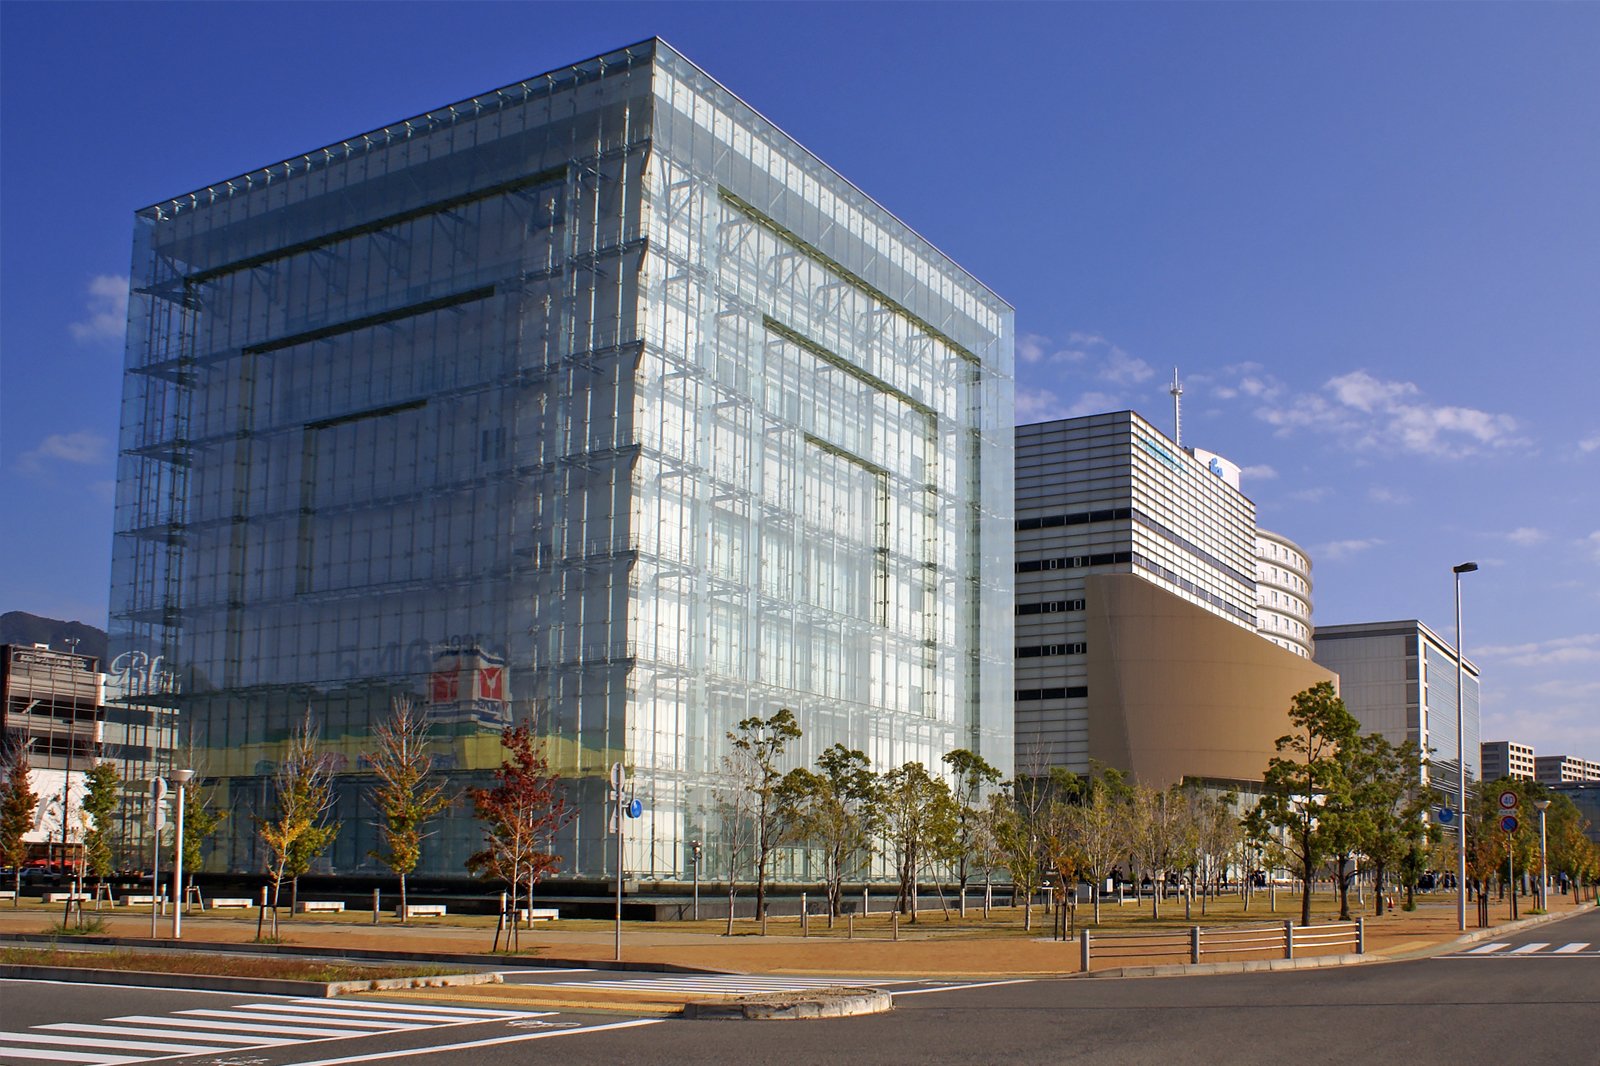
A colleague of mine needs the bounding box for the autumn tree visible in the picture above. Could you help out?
[79,761,121,881]
[1130,783,1181,919]
[0,744,39,906]
[258,712,341,916]
[466,724,570,952]
[726,708,801,923]
[365,695,451,921]
[1244,681,1360,927]
[1067,769,1131,924]
[179,778,224,902]
[943,748,1001,916]
[778,744,880,922]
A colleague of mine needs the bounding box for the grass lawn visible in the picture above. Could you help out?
[0,945,459,983]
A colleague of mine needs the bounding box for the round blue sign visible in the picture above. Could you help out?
[627,798,643,819]
[1499,814,1519,833]
[1435,807,1455,824]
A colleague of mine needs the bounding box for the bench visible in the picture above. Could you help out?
[295,900,345,913]
[0,890,14,901]
[43,892,91,903]
[211,897,253,909]
[517,907,560,922]
[397,904,447,919]
[119,894,163,906]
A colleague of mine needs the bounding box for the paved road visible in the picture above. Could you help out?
[3,907,1596,1065]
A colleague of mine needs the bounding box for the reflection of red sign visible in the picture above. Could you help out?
[430,667,459,703]
[478,666,503,701]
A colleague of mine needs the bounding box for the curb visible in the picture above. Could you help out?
[0,963,503,998]
[1088,952,1367,979]
[1444,901,1596,948]
[683,988,893,1020]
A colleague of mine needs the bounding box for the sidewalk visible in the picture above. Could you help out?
[3,890,1589,980]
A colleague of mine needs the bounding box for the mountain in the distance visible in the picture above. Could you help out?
[0,611,110,664]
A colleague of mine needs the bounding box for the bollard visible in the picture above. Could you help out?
[1190,925,1201,965]
[802,893,808,937]
[1356,916,1365,954]
[1283,920,1295,959]
[892,911,899,941]
[864,886,870,916]
[848,912,855,939]
[1079,928,1091,972]
[761,904,768,936]
[372,888,380,925]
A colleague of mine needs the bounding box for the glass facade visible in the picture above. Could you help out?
[110,40,1014,880]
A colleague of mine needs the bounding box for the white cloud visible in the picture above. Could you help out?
[1367,486,1409,505]
[1017,333,1049,365]
[17,431,109,474]
[1475,633,1600,668]
[1239,368,1523,458]
[1099,348,1155,387]
[1578,433,1600,454]
[68,274,130,343]
[1313,537,1384,561]
[1587,531,1600,563]
[1288,487,1333,504]
[1015,387,1071,423]
[1241,464,1277,481]
[1503,527,1546,547]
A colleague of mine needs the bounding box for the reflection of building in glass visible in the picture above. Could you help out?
[1014,412,1332,784]
[110,39,1014,881]
[1313,620,1480,801]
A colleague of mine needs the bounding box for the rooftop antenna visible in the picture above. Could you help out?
[1169,367,1183,448]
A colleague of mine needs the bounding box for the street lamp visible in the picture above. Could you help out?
[148,776,166,939]
[690,839,702,921]
[170,768,193,939]
[1452,561,1478,932]
[1534,799,1551,910]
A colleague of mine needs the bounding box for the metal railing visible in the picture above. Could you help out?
[1079,918,1364,972]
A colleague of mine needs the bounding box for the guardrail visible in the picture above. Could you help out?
[1079,919,1364,972]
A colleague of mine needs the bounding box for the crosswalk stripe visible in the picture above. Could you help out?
[108,1014,372,1037]
[0,1031,222,1054]
[0,1048,142,1065]
[238,1002,521,1024]
[1509,943,1550,954]
[342,999,532,1017]
[171,1011,400,1024]
[1465,943,1509,954]
[36,1023,288,1045]
[1553,943,1590,953]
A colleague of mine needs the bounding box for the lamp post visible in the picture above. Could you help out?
[691,839,702,921]
[1452,561,1478,932]
[148,777,166,939]
[1534,799,1550,910]
[170,768,193,939]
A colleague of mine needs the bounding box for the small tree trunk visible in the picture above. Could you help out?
[399,872,408,924]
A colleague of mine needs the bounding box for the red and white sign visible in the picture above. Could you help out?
[1498,790,1519,811]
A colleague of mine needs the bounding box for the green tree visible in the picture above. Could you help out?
[881,761,957,921]
[778,744,879,922]
[1,745,39,906]
[1244,681,1360,927]
[942,748,1001,917]
[257,712,341,916]
[179,780,224,899]
[366,695,451,921]
[1350,735,1426,916]
[79,761,121,881]
[1130,783,1182,919]
[727,708,801,924]
[1064,770,1132,924]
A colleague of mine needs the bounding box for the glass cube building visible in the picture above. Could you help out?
[110,39,1014,881]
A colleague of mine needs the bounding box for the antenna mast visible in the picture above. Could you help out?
[1169,367,1183,448]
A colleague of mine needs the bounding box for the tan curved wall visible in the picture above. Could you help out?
[1086,573,1339,788]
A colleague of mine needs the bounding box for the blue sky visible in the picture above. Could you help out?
[2,2,1596,758]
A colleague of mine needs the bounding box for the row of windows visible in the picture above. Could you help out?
[1015,507,1132,530]
[1015,551,1133,573]
[1015,686,1089,701]
[1133,552,1256,625]
[1016,643,1086,658]
[1015,598,1085,615]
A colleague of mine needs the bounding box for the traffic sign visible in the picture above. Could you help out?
[610,762,625,790]
[626,798,643,819]
[1500,814,1520,833]
[1498,790,1519,810]
[1435,806,1455,825]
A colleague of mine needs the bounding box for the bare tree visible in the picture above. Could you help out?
[726,709,801,926]
[257,711,340,923]
[366,695,451,921]
[714,747,758,935]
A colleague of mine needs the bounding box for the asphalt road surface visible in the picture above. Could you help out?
[3,907,1596,1066]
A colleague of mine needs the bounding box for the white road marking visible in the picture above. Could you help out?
[235,1003,530,1024]
[0,1048,143,1064]
[1465,943,1510,954]
[0,1031,220,1054]
[173,1009,403,1029]
[555,974,911,994]
[492,968,596,976]
[1553,942,1590,953]
[36,1024,288,1045]
[890,979,1037,996]
[1509,942,1550,954]
[267,1018,665,1066]
[337,1000,533,1017]
[108,1015,373,1037]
